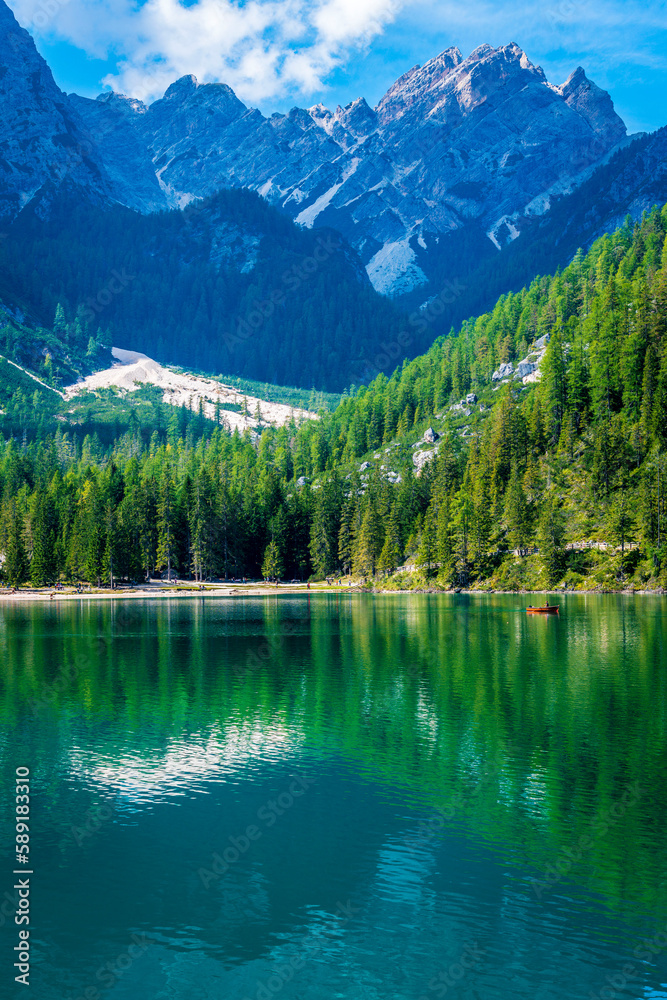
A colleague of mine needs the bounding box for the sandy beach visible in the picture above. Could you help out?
[1,582,663,601]
[0,581,363,601]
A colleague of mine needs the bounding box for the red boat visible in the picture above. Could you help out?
[526,604,559,614]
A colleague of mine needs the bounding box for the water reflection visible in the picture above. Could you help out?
[0,594,665,999]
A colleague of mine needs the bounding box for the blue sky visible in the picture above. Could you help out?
[7,0,667,133]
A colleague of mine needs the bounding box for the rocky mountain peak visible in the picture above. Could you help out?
[333,97,377,137]
[0,0,111,220]
[558,66,626,147]
[308,103,333,131]
[95,92,148,117]
[447,42,547,114]
[0,6,634,299]
[142,76,247,151]
[164,74,199,101]
[375,46,463,123]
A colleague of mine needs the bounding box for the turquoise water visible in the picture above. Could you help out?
[1,593,666,999]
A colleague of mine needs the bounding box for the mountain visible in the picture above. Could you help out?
[393,126,667,343]
[0,187,405,390]
[2,206,666,592]
[0,0,111,221]
[71,42,628,295]
[0,0,165,218]
[2,0,666,393]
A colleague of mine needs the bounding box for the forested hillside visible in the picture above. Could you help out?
[0,187,405,391]
[0,207,665,591]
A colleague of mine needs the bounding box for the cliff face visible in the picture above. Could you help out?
[0,4,635,295]
[68,40,627,294]
[0,0,113,221]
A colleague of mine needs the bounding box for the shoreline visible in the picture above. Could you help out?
[0,582,664,602]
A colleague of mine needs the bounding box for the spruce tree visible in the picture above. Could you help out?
[378,506,402,575]
[4,500,28,587]
[417,504,437,578]
[504,464,529,555]
[157,466,177,582]
[29,489,55,585]
[537,497,566,586]
[436,491,454,581]
[353,500,381,578]
[607,479,635,577]
[261,540,283,581]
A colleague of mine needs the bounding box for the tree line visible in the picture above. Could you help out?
[0,206,666,589]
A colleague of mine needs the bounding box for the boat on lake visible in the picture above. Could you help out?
[526,604,559,614]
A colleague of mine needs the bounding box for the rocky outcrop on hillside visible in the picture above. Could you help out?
[67,93,167,213]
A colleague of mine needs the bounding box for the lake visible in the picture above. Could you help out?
[1,593,666,999]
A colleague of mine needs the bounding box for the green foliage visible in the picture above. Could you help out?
[0,189,406,392]
[537,497,566,586]
[261,540,283,580]
[378,506,402,575]
[1,206,667,590]
[3,497,28,586]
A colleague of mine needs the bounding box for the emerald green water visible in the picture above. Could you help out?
[1,594,666,999]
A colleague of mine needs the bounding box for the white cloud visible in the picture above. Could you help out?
[402,0,667,81]
[9,0,407,104]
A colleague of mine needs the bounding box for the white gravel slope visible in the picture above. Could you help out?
[64,348,315,432]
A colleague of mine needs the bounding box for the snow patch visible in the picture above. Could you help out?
[295,183,343,227]
[487,214,521,250]
[366,239,429,297]
[295,158,360,228]
[284,187,307,206]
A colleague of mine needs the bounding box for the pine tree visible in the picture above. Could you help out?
[29,488,56,585]
[4,499,27,587]
[567,332,589,433]
[537,497,566,586]
[607,478,635,576]
[102,501,118,588]
[435,491,454,581]
[653,350,667,448]
[157,466,177,582]
[309,474,341,577]
[189,468,216,582]
[540,325,567,443]
[640,345,659,445]
[353,499,382,578]
[262,540,283,580]
[504,464,529,555]
[378,505,401,575]
[471,463,492,566]
[417,503,437,577]
[453,489,473,585]
[78,478,103,586]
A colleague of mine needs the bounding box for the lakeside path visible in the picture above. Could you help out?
[0,583,664,601]
[0,582,361,602]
